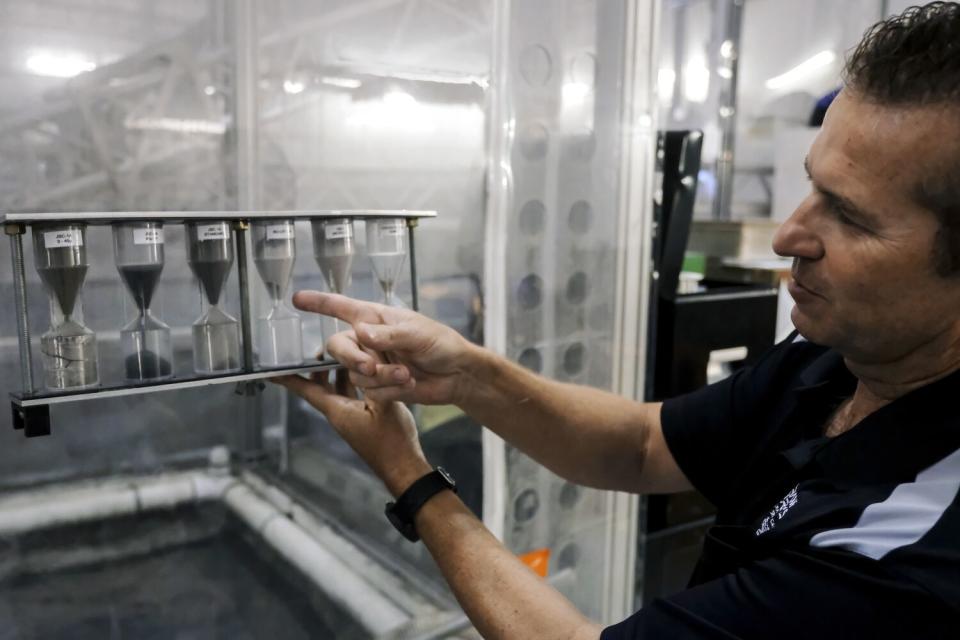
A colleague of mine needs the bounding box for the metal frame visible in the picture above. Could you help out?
[0,210,436,224]
[11,362,338,408]
[4,209,434,437]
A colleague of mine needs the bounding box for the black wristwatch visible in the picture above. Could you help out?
[385,467,457,542]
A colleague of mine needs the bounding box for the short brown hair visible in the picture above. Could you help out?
[844,2,960,275]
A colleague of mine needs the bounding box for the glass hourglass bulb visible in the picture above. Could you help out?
[253,219,303,367]
[33,223,99,390]
[186,221,241,374]
[366,218,407,307]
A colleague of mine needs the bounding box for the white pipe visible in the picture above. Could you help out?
[0,459,413,636]
[0,471,235,538]
[222,482,410,637]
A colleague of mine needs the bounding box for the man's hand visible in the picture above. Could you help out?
[292,290,479,405]
[273,371,431,496]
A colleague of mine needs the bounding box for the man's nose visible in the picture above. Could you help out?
[772,196,824,260]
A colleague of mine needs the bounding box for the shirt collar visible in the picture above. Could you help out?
[782,347,960,483]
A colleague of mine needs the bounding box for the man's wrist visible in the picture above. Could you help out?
[384,460,433,498]
[455,343,500,409]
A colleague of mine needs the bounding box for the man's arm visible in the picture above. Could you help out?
[273,374,603,640]
[458,345,691,494]
[296,291,692,495]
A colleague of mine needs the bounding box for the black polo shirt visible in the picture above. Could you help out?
[603,333,960,639]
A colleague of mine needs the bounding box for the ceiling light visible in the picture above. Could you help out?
[383,90,416,108]
[283,79,305,95]
[657,68,676,103]
[683,60,710,103]
[321,76,361,89]
[25,53,96,78]
[765,50,836,90]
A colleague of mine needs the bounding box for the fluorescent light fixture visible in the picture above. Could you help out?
[25,53,96,78]
[765,50,836,90]
[658,68,676,103]
[283,79,305,94]
[321,76,361,89]
[203,85,216,96]
[125,116,227,135]
[383,90,416,108]
[683,59,710,103]
[347,90,434,133]
[562,81,591,105]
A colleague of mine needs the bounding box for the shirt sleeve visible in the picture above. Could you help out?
[600,549,955,640]
[659,334,804,510]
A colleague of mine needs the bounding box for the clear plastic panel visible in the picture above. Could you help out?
[489,0,657,622]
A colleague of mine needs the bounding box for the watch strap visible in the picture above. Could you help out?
[385,467,457,542]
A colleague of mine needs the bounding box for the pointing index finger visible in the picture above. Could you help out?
[292,291,383,325]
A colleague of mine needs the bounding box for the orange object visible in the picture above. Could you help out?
[519,548,551,578]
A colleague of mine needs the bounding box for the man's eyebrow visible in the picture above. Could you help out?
[802,156,876,224]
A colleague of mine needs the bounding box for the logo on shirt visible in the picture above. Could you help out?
[756,484,800,536]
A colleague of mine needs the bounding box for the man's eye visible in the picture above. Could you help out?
[832,205,866,231]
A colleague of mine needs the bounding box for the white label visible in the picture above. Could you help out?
[266,224,294,240]
[133,228,164,245]
[325,223,351,240]
[197,223,228,241]
[43,229,83,249]
[378,221,405,238]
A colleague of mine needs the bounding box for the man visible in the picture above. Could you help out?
[276,4,960,638]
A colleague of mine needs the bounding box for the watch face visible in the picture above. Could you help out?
[437,466,456,488]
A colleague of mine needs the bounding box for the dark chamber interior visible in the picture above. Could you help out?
[0,504,365,640]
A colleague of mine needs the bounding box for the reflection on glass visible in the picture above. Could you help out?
[186,221,241,374]
[252,219,302,367]
[113,221,173,382]
[365,218,407,307]
[33,223,99,389]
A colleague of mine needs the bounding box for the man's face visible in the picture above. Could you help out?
[772,90,960,364]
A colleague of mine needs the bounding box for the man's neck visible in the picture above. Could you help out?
[822,330,960,438]
[844,325,960,406]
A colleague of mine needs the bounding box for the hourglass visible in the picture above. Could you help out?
[311,217,355,331]
[252,219,302,366]
[113,221,173,381]
[365,218,407,306]
[33,223,99,389]
[186,221,241,374]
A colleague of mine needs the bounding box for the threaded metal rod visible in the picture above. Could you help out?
[8,229,34,394]
[234,221,255,376]
[407,219,420,312]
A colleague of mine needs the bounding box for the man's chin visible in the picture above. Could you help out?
[790,307,832,346]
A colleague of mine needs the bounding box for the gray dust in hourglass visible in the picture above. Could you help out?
[255,244,294,302]
[193,261,233,306]
[319,254,353,294]
[120,264,171,379]
[37,265,88,318]
[369,253,405,299]
[119,264,162,310]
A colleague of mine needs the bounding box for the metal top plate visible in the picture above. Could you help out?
[1,210,437,225]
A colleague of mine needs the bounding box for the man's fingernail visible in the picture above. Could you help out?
[393,369,406,381]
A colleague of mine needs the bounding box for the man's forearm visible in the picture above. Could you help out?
[415,488,601,640]
[456,345,659,492]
